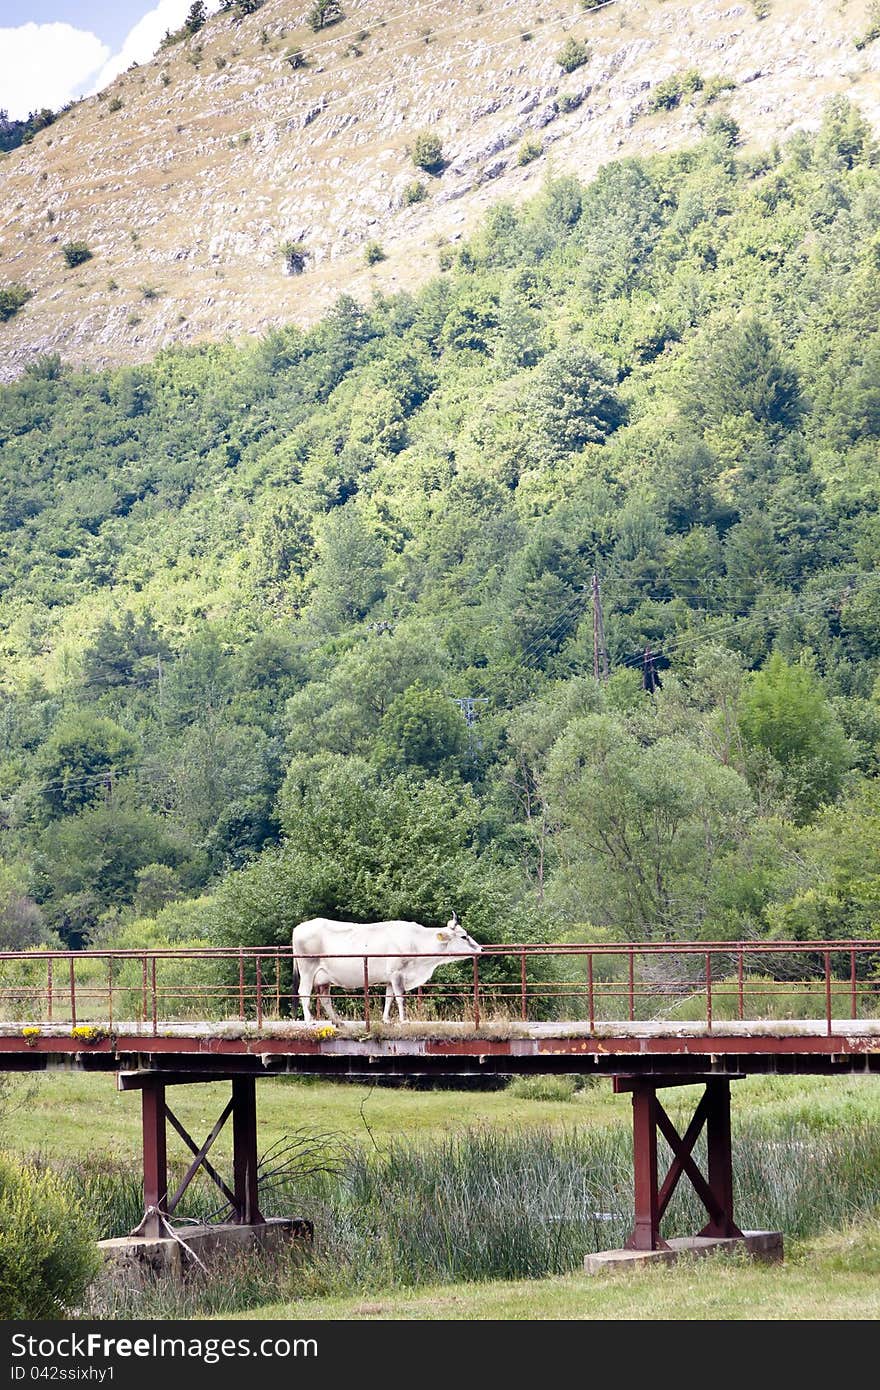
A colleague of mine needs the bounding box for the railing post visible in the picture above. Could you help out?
[737,949,744,1021]
[851,949,857,1021]
[142,953,148,1025]
[256,957,263,1031]
[473,953,481,1028]
[363,956,370,1026]
[275,951,281,1017]
[238,949,245,1021]
[47,957,53,1023]
[824,950,832,1036]
[628,949,635,1022]
[151,957,158,1036]
[705,953,712,1033]
[108,957,113,1030]
[588,953,595,1032]
[520,946,527,1022]
[69,957,76,1029]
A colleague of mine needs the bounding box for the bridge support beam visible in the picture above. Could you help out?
[131,1075,264,1235]
[615,1076,743,1252]
[140,1080,168,1239]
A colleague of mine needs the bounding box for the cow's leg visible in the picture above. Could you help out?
[383,984,395,1024]
[389,972,406,1023]
[298,964,316,1023]
[316,982,340,1022]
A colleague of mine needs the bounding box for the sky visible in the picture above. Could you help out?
[0,0,222,119]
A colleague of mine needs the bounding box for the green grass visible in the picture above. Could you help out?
[9,1070,880,1320]
[226,1223,880,1320]
[9,1072,880,1163]
[3,1071,626,1160]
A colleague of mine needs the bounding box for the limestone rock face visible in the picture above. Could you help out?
[1,0,878,378]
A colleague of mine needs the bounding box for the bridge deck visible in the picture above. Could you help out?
[2,1017,879,1080]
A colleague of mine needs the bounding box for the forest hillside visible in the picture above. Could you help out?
[3,100,880,954]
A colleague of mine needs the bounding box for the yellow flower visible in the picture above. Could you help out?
[70,1025,107,1044]
[314,1024,337,1040]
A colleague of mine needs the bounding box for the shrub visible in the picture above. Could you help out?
[61,242,91,268]
[140,285,160,300]
[280,240,307,274]
[108,96,123,113]
[285,45,307,68]
[411,130,444,173]
[702,74,737,103]
[649,70,703,112]
[557,91,583,114]
[364,240,386,265]
[0,1155,100,1318]
[517,135,543,166]
[581,0,605,8]
[0,284,32,322]
[751,0,771,17]
[402,180,427,205]
[856,2,880,49]
[556,37,590,73]
[307,0,344,31]
[520,30,532,42]
[704,112,741,146]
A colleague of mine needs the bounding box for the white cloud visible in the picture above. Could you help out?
[91,0,223,93]
[0,22,110,119]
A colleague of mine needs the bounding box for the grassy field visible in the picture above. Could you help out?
[7,1071,880,1163]
[227,1223,880,1320]
[3,1072,623,1160]
[8,1070,880,1322]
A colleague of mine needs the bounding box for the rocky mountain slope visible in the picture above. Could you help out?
[1,0,878,378]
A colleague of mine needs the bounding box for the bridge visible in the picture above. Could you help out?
[2,939,879,1258]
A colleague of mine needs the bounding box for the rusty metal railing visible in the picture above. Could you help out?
[0,941,878,1036]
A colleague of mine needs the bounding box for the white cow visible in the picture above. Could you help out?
[291,911,482,1023]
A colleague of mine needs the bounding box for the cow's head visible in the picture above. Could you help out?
[437,909,481,953]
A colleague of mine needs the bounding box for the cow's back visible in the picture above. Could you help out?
[292,919,435,985]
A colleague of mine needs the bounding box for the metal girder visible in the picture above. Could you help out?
[624,1077,742,1252]
[130,1077,264,1236]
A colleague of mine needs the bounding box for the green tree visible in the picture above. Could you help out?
[214,757,507,946]
[738,654,852,821]
[308,503,386,630]
[681,315,801,433]
[377,684,466,772]
[184,0,207,34]
[36,714,138,818]
[526,345,625,461]
[545,713,754,938]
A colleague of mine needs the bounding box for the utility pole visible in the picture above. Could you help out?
[643,644,662,695]
[592,574,609,683]
[452,696,489,762]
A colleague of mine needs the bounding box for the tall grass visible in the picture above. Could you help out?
[73,1111,880,1318]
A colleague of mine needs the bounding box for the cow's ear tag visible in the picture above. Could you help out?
[437,931,449,941]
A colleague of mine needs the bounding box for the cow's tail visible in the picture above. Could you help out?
[291,952,300,1000]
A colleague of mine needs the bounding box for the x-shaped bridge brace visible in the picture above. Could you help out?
[133,1076,264,1238]
[614,1076,743,1251]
